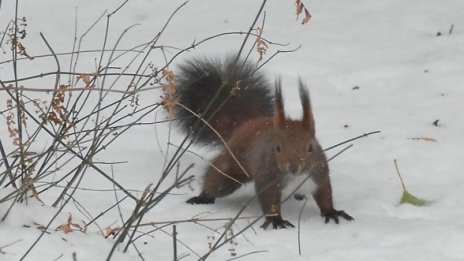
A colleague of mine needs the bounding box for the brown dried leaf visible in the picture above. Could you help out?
[295,0,311,25]
[56,214,82,233]
[47,85,72,126]
[13,138,21,146]
[103,226,117,238]
[296,2,303,17]
[27,178,43,204]
[161,69,180,117]
[58,84,68,93]
[11,37,33,60]
[162,69,175,84]
[48,112,62,125]
[8,126,18,137]
[302,8,312,24]
[255,27,268,63]
[77,74,92,88]
[162,94,180,118]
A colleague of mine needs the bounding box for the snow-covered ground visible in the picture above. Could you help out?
[1,0,464,260]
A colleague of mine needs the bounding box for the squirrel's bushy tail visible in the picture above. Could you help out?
[174,56,274,145]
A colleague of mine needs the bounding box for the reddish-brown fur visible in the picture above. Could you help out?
[187,81,353,229]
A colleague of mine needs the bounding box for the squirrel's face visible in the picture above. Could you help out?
[273,81,316,175]
[274,121,315,175]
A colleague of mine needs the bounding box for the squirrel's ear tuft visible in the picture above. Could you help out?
[274,79,286,129]
[299,78,315,135]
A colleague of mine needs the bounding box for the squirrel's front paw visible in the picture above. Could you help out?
[322,210,354,224]
[261,216,295,230]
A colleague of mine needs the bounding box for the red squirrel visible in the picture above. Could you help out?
[174,56,353,229]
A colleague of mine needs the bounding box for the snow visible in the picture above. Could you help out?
[1,0,464,260]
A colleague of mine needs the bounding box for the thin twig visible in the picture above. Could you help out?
[173,225,177,261]
[297,197,309,255]
[393,159,407,191]
[324,130,381,151]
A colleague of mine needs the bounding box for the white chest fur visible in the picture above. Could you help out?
[281,173,316,201]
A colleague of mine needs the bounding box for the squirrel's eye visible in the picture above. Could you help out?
[276,145,281,153]
[307,144,313,152]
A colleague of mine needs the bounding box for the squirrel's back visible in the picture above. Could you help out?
[174,56,274,145]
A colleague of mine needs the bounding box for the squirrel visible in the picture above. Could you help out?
[173,56,353,229]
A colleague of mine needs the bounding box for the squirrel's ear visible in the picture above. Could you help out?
[274,80,286,130]
[299,79,315,135]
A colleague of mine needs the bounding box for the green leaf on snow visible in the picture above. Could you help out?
[394,159,430,206]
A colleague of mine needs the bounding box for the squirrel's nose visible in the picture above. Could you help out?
[288,163,299,174]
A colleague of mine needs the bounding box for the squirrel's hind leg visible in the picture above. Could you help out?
[187,155,246,204]
[186,193,215,204]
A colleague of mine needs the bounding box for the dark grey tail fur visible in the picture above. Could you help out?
[174,56,274,145]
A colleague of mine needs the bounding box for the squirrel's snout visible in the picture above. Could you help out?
[288,163,300,174]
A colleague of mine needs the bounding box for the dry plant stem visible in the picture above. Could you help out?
[0,48,145,65]
[120,172,194,253]
[37,32,72,175]
[1,192,21,222]
[0,110,136,203]
[234,0,268,63]
[11,0,27,195]
[86,195,129,228]
[324,130,380,151]
[87,3,189,184]
[0,71,152,85]
[51,162,87,207]
[297,197,309,255]
[19,168,86,261]
[393,159,407,191]
[49,14,162,206]
[96,3,135,98]
[0,30,286,85]
[126,1,189,93]
[225,251,269,261]
[38,33,92,208]
[162,108,174,175]
[1,80,138,202]
[107,169,193,259]
[111,165,126,227]
[99,23,141,98]
[119,215,264,230]
[2,102,158,196]
[173,225,177,261]
[0,21,10,46]
[135,223,200,259]
[242,12,266,64]
[327,144,353,162]
[21,154,79,196]
[0,239,23,254]
[119,184,153,248]
[71,10,106,86]
[68,6,79,85]
[1,34,81,196]
[0,139,16,187]
[254,45,302,72]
